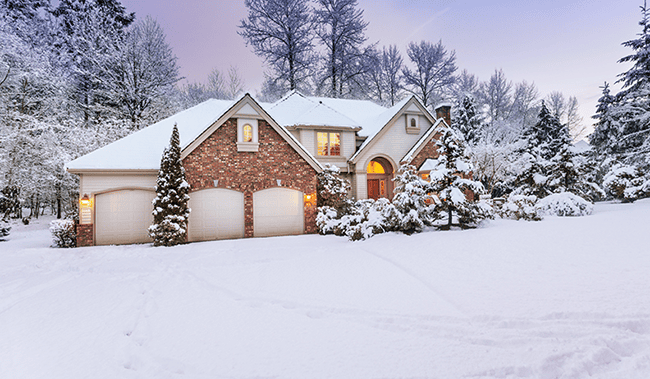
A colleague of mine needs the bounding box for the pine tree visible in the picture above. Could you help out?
[426,126,486,229]
[316,163,351,212]
[590,82,620,155]
[522,101,565,160]
[392,164,431,234]
[149,124,190,246]
[452,95,482,144]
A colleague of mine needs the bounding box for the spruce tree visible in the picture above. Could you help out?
[452,95,482,144]
[317,163,351,214]
[426,126,486,229]
[149,124,190,246]
[392,164,431,234]
[589,82,620,155]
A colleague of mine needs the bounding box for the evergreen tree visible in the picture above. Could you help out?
[522,101,566,160]
[426,126,486,229]
[316,163,351,212]
[589,82,620,154]
[452,95,482,144]
[392,164,431,234]
[149,124,190,246]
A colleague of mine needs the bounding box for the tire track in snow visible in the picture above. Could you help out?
[360,247,469,318]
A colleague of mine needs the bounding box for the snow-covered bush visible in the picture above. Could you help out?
[392,164,432,234]
[316,198,400,241]
[536,192,593,217]
[0,220,10,240]
[317,164,351,212]
[149,124,191,246]
[603,164,649,203]
[50,219,76,248]
[498,195,542,221]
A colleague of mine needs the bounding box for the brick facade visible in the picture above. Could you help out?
[409,133,441,170]
[183,118,319,237]
[76,223,94,247]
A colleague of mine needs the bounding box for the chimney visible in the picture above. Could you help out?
[435,103,452,126]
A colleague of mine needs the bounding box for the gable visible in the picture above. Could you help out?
[350,96,438,170]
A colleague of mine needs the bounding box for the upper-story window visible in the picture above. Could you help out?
[237,118,259,152]
[243,124,253,142]
[317,132,340,156]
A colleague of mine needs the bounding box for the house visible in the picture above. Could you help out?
[67,92,450,246]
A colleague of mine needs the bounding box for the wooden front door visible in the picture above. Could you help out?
[368,179,379,200]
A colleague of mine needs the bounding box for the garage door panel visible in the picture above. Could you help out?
[254,188,304,237]
[188,189,244,242]
[95,190,155,245]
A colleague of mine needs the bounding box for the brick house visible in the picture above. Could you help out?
[67,92,451,246]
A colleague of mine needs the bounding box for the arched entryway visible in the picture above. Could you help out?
[366,157,394,200]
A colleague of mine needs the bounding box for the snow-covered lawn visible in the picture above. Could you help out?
[1,200,649,379]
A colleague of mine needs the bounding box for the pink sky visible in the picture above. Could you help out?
[120,0,641,134]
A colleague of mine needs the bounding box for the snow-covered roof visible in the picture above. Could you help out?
[418,159,436,171]
[67,99,237,171]
[264,91,387,135]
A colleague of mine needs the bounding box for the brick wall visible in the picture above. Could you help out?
[183,118,319,237]
[409,132,441,169]
[76,223,93,247]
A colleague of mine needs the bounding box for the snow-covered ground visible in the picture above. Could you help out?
[1,200,649,379]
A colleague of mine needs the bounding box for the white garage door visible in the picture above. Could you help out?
[253,188,304,237]
[188,189,245,242]
[95,190,155,245]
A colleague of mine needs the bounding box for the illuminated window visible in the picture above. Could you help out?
[317,132,341,156]
[243,124,253,142]
[367,160,385,174]
[420,173,430,181]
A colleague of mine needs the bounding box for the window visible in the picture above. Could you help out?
[317,132,340,156]
[367,160,385,174]
[243,124,253,142]
[237,118,259,152]
[411,118,417,127]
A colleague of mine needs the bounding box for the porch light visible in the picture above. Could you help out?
[304,192,317,207]
[80,194,92,208]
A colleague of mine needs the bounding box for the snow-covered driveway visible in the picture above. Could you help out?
[1,200,649,378]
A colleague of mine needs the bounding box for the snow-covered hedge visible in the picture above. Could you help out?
[603,164,649,203]
[50,220,76,248]
[536,192,593,217]
[317,198,401,241]
[0,220,10,240]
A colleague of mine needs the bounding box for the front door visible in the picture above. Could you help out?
[368,179,379,200]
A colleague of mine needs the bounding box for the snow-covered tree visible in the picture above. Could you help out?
[314,0,371,98]
[452,95,482,144]
[317,164,351,212]
[602,163,650,202]
[402,40,456,108]
[106,16,181,129]
[0,219,9,240]
[149,124,191,246]
[425,126,487,229]
[392,164,431,234]
[589,82,620,155]
[239,0,315,92]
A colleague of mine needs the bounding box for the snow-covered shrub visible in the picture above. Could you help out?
[0,220,10,240]
[392,164,432,234]
[603,164,649,203]
[536,192,593,217]
[498,195,542,221]
[317,164,351,211]
[316,198,401,241]
[149,125,191,246]
[50,219,76,248]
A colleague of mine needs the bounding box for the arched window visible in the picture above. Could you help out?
[367,160,385,174]
[410,118,417,127]
[243,124,253,142]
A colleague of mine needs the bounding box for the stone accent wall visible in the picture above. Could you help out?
[76,223,94,247]
[409,133,441,169]
[183,118,318,237]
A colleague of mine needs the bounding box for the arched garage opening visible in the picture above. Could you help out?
[95,189,155,246]
[253,188,304,237]
[188,188,245,242]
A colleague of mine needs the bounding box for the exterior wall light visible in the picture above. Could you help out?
[79,194,93,224]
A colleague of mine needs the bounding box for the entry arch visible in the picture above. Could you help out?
[365,155,395,200]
